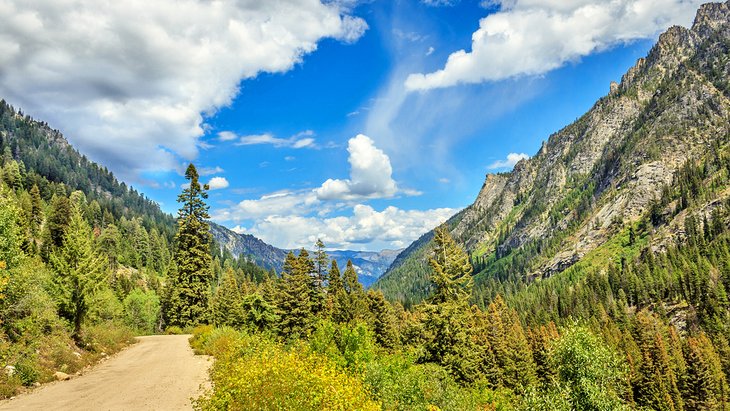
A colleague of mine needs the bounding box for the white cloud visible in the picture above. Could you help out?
[487,152,529,169]
[422,0,460,6]
[243,205,457,250]
[213,190,321,221]
[198,166,225,176]
[405,0,703,90]
[315,134,398,200]
[211,132,441,250]
[207,176,229,190]
[230,130,317,149]
[0,1,366,181]
[438,177,451,184]
[217,132,238,142]
[426,46,435,56]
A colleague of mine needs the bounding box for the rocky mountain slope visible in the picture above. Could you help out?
[210,222,400,286]
[375,1,730,305]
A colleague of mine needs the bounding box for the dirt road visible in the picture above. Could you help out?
[0,334,211,411]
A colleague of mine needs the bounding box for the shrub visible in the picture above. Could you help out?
[81,321,135,354]
[122,288,160,335]
[194,330,379,411]
[165,325,184,335]
[86,287,123,324]
[309,320,376,371]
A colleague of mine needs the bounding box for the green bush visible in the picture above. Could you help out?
[81,321,135,354]
[362,354,514,411]
[122,288,160,335]
[14,355,40,386]
[86,287,123,324]
[193,328,379,411]
[165,325,184,335]
[309,320,376,371]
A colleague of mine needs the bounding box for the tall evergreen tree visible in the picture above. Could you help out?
[421,226,481,382]
[212,268,244,327]
[165,164,213,328]
[49,205,107,340]
[276,251,314,338]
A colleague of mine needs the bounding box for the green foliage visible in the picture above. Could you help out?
[309,319,376,371]
[192,328,380,411]
[165,164,213,328]
[123,288,160,335]
[212,268,244,328]
[49,205,108,339]
[0,190,22,269]
[545,324,628,411]
[276,251,316,338]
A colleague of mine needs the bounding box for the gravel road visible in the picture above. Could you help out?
[0,334,211,411]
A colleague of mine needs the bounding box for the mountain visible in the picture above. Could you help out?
[327,249,402,287]
[375,1,730,306]
[209,222,288,271]
[210,222,400,286]
[0,99,176,240]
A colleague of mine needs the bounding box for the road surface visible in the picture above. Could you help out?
[0,335,211,411]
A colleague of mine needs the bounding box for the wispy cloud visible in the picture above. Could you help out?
[220,130,318,149]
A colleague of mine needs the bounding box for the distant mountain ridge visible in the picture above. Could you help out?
[210,222,401,286]
[376,1,730,305]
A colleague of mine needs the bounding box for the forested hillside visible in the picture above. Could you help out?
[0,101,268,398]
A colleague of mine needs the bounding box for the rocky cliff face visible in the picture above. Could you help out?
[376,1,730,303]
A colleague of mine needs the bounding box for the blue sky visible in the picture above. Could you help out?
[0,0,706,250]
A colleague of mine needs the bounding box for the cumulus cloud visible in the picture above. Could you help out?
[315,134,398,200]
[226,130,317,149]
[0,1,366,181]
[405,0,703,90]
[245,205,457,250]
[213,190,321,221]
[207,176,229,190]
[487,152,529,169]
[211,132,446,249]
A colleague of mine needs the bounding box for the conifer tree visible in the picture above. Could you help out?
[212,268,244,327]
[276,251,314,338]
[0,192,22,269]
[367,289,399,349]
[429,225,473,304]
[49,205,107,340]
[328,259,343,293]
[337,260,368,323]
[29,184,42,234]
[421,226,480,382]
[165,164,213,328]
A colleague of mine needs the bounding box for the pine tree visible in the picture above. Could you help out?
[314,238,328,287]
[337,260,368,323]
[367,290,399,349]
[327,259,343,318]
[212,268,244,327]
[276,251,314,338]
[165,164,213,328]
[0,191,22,269]
[49,205,107,340]
[29,184,43,235]
[421,226,480,382]
[428,225,473,304]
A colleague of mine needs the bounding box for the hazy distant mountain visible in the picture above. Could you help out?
[210,222,401,286]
